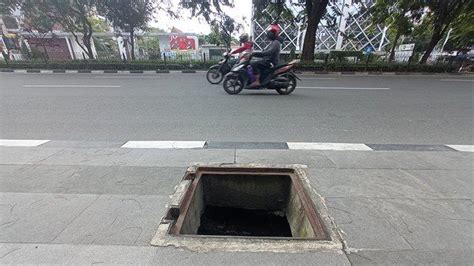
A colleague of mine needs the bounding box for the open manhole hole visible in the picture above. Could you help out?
[152,164,342,252]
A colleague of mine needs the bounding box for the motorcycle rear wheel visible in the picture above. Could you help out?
[206,65,223,84]
[276,75,297,95]
[223,74,244,95]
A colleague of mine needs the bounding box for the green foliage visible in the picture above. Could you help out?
[329,51,364,62]
[179,0,234,22]
[89,16,111,33]
[16,0,98,59]
[419,0,472,64]
[370,0,424,61]
[444,7,474,50]
[136,37,161,60]
[94,37,120,60]
[0,60,457,73]
[97,0,156,60]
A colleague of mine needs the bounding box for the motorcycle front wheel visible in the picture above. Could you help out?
[276,75,297,95]
[206,65,223,84]
[223,74,244,95]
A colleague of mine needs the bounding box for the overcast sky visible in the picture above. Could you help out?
[151,0,252,35]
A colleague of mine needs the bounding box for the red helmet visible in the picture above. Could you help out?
[267,23,280,37]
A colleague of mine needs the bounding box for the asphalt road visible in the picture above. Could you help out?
[1,72,473,144]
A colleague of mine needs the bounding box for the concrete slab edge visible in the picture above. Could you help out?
[150,163,344,253]
[1,139,472,152]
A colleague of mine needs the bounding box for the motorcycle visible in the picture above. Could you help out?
[222,54,300,95]
[206,52,235,84]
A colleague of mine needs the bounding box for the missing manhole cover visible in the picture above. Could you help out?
[151,164,342,252]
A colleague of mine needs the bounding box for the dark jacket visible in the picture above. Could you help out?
[253,39,281,65]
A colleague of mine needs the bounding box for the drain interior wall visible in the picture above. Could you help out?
[180,180,204,235]
[286,183,316,238]
[179,173,316,237]
[201,174,291,211]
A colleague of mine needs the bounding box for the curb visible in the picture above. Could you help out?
[1,139,472,152]
[1,69,472,76]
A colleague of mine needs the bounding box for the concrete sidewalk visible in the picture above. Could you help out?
[0,146,472,264]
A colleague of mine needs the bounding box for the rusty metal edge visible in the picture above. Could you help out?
[170,166,330,240]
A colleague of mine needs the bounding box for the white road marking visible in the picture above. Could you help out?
[0,139,50,147]
[287,142,373,151]
[94,76,163,79]
[446,145,474,152]
[440,79,474,82]
[23,85,121,88]
[297,86,390,90]
[300,78,335,80]
[122,141,206,149]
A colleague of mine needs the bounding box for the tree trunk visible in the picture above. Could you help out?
[83,36,94,59]
[301,0,329,62]
[82,17,94,59]
[419,30,442,64]
[388,30,402,62]
[130,29,135,60]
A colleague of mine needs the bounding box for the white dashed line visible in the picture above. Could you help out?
[121,141,206,149]
[287,142,373,151]
[297,86,390,90]
[300,78,336,80]
[0,139,50,147]
[446,145,474,152]
[23,85,121,88]
[440,79,473,82]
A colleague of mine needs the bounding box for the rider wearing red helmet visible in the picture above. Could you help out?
[230,33,253,55]
[249,23,281,86]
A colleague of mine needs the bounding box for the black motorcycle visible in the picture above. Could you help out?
[206,52,236,84]
[222,55,300,95]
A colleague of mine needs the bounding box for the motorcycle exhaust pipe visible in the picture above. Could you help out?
[271,81,290,88]
[271,77,290,88]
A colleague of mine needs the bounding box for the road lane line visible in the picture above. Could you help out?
[94,76,165,79]
[440,79,473,82]
[0,139,50,147]
[122,141,206,149]
[287,142,373,151]
[297,86,390,90]
[446,145,474,152]
[23,85,121,88]
[300,78,336,80]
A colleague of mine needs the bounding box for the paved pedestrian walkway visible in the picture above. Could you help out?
[0,144,472,264]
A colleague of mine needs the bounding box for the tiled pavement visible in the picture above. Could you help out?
[0,143,472,264]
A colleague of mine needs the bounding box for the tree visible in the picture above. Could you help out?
[370,0,424,62]
[254,0,330,62]
[21,7,56,61]
[2,0,98,59]
[179,0,234,22]
[47,0,98,59]
[300,0,330,62]
[419,0,472,64]
[98,0,156,60]
[444,7,474,51]
[179,0,240,48]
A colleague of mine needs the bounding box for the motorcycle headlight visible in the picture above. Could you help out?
[223,52,228,57]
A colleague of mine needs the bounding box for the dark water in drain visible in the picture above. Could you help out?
[197,206,292,237]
